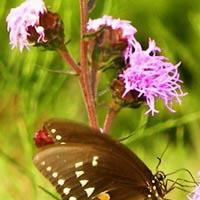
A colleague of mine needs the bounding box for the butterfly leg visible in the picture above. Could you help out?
[166,179,192,193]
[167,178,195,189]
[167,178,196,188]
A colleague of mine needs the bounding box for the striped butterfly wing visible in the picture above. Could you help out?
[33,144,146,200]
[34,119,157,200]
[42,119,154,180]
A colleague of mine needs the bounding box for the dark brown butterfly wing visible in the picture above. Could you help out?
[33,143,147,200]
[34,119,159,200]
[43,119,153,182]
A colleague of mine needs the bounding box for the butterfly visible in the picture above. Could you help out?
[33,119,173,200]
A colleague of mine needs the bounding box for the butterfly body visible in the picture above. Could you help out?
[33,119,169,200]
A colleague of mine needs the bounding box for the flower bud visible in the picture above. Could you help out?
[28,11,65,50]
[111,79,144,108]
[87,16,136,70]
[7,0,64,51]
[87,26,127,70]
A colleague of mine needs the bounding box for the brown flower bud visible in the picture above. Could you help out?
[87,26,128,70]
[111,79,145,108]
[27,11,64,50]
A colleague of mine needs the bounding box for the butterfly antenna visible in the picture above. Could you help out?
[156,142,170,171]
[119,134,134,142]
[38,185,61,200]
[119,123,147,143]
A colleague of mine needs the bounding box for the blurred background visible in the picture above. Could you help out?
[1,0,200,199]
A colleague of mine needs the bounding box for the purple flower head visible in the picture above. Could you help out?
[6,0,47,51]
[119,39,186,115]
[188,185,200,200]
[87,15,137,58]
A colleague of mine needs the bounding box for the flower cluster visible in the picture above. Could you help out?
[6,3,186,115]
[6,0,47,51]
[120,39,185,115]
[88,15,186,115]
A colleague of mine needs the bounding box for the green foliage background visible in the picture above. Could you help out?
[0,0,200,199]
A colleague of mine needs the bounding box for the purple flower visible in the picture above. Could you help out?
[87,15,137,58]
[87,15,137,41]
[87,16,186,114]
[188,184,200,200]
[119,39,186,115]
[6,0,47,51]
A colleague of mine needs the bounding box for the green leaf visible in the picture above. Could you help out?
[39,185,60,200]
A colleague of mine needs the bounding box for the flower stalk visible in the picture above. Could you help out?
[58,46,81,74]
[103,102,121,134]
[79,0,98,129]
[6,1,187,134]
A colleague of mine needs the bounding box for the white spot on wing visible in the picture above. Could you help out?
[75,171,84,178]
[75,162,83,168]
[69,197,76,200]
[84,187,95,197]
[58,179,65,186]
[92,156,99,167]
[63,187,71,195]
[56,135,62,140]
[80,179,88,187]
[51,128,56,133]
[52,172,58,178]
[41,161,45,166]
[61,142,66,145]
[46,166,52,171]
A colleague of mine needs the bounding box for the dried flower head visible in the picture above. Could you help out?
[119,39,186,115]
[6,0,47,51]
[188,185,200,200]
